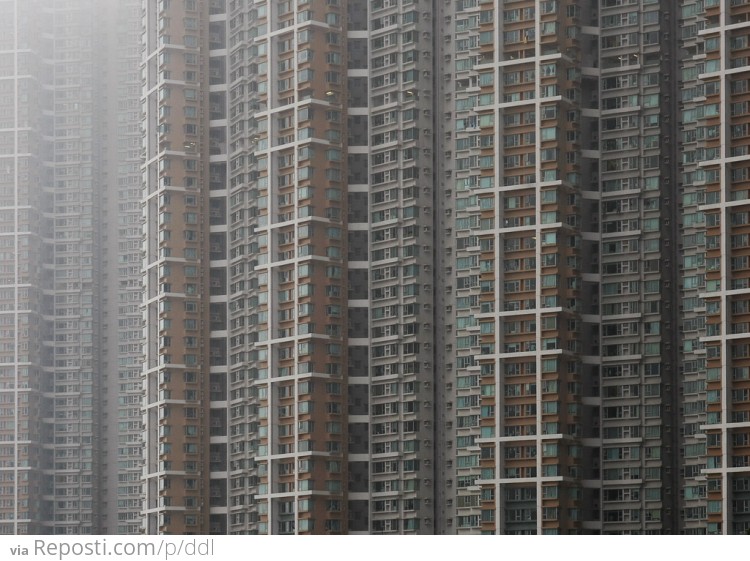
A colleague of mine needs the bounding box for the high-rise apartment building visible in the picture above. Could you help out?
[3,0,750,537]
[224,0,352,534]
[168,0,742,535]
[684,0,750,535]
[141,0,230,535]
[0,0,50,536]
[0,0,143,535]
[101,0,145,534]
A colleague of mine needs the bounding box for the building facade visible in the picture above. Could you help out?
[0,0,143,535]
[194,0,748,535]
[0,0,50,536]
[141,0,222,535]
[3,0,750,536]
[684,0,750,535]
